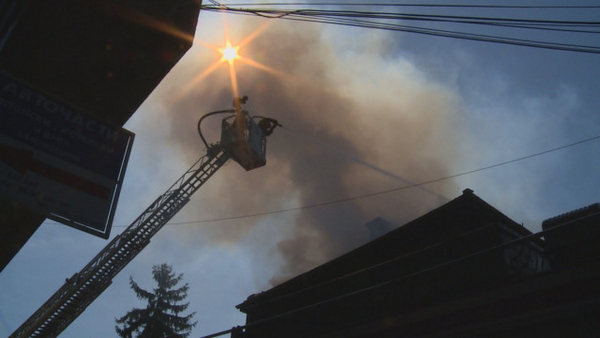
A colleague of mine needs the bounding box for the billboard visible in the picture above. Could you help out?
[0,73,134,238]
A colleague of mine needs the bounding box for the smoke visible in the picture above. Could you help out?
[146,17,463,285]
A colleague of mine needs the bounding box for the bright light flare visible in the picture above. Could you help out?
[177,19,286,100]
[219,43,239,63]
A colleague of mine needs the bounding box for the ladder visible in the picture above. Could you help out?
[10,146,230,338]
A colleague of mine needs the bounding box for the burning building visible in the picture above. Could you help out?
[234,189,600,338]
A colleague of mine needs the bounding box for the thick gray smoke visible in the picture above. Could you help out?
[149,18,462,285]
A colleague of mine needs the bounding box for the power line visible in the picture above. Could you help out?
[106,133,600,228]
[42,131,598,230]
[218,3,600,10]
[200,4,600,54]
[266,15,600,54]
[203,5,600,27]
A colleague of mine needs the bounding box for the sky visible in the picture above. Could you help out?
[1,1,599,337]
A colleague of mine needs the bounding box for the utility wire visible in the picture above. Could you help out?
[200,4,600,54]
[253,14,600,54]
[219,3,600,10]
[202,6,600,28]
[104,133,600,228]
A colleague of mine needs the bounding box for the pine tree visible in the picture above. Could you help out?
[115,263,197,338]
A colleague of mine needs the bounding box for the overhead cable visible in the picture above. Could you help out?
[219,3,600,10]
[100,132,600,228]
[200,4,600,54]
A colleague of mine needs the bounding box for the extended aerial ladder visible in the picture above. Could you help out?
[10,98,280,338]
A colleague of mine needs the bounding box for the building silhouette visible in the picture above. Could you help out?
[235,189,600,337]
[1,0,201,272]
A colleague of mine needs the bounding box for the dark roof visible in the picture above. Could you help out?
[542,203,600,229]
[238,189,532,312]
